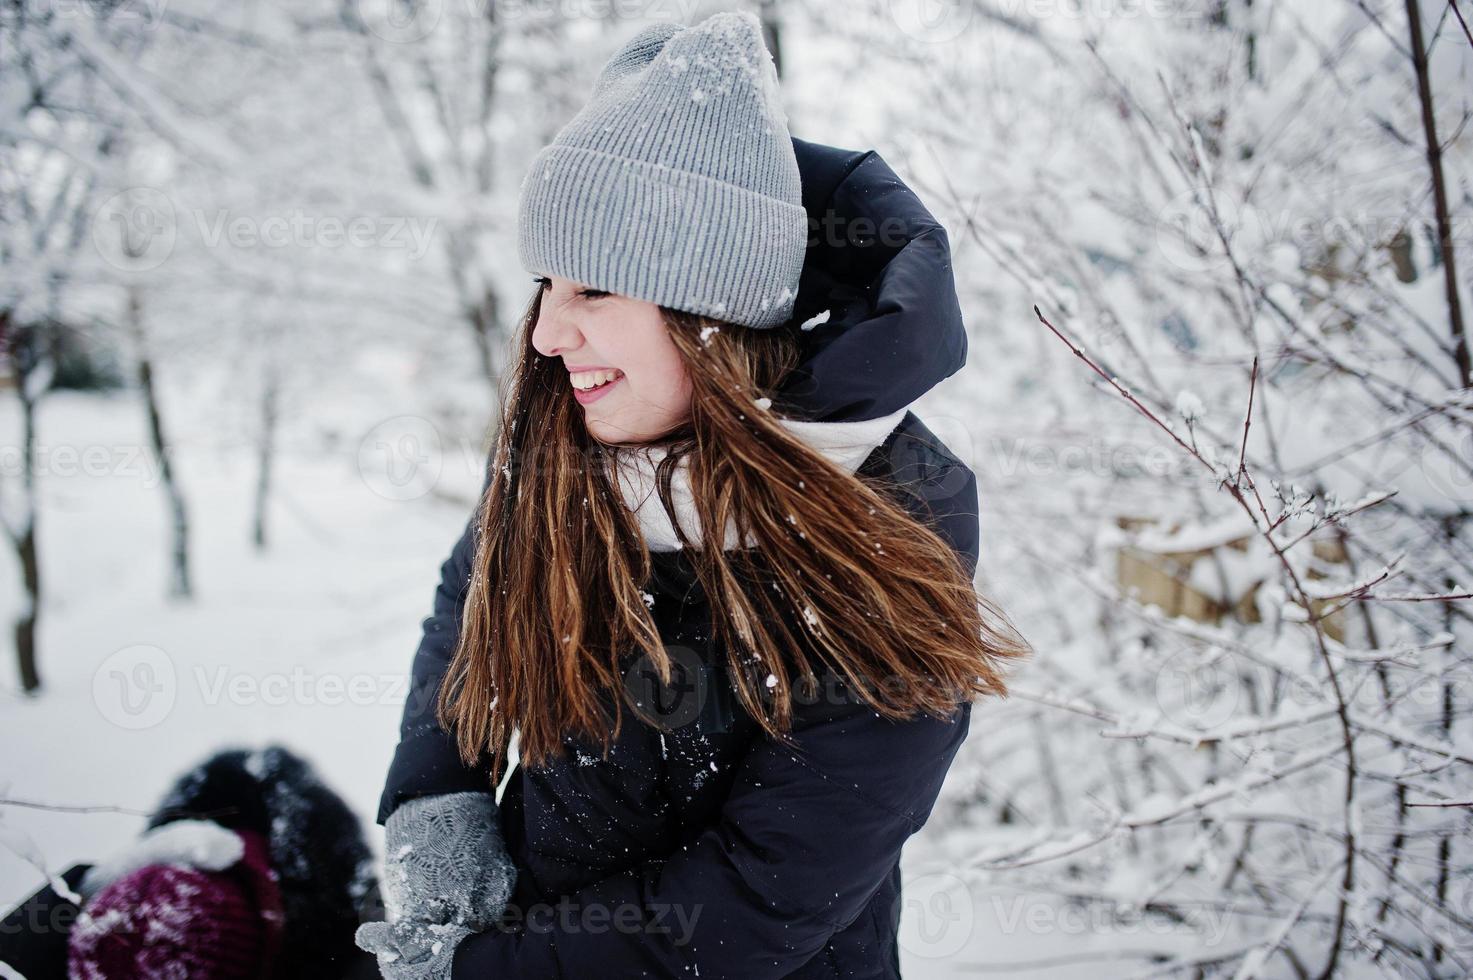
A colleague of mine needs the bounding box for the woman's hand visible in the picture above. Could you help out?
[379,791,517,930]
[355,919,472,980]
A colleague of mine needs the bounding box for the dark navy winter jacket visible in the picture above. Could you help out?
[377,137,980,979]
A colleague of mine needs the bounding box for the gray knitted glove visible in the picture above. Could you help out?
[355,919,472,980]
[380,791,517,930]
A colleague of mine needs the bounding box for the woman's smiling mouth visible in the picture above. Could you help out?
[571,368,624,405]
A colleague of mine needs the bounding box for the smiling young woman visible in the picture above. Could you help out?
[360,11,1030,980]
[441,275,1024,781]
[529,274,696,444]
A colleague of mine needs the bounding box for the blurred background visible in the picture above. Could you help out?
[1,0,1470,975]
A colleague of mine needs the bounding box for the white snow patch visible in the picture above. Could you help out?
[79,820,243,900]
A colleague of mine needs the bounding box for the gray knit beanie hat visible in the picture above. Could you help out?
[516,11,806,330]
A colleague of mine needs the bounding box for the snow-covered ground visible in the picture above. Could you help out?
[0,383,474,905]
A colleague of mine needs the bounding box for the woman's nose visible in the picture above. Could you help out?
[531,297,585,358]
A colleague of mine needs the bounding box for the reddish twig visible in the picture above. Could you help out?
[1450,0,1473,55]
[1237,356,1258,489]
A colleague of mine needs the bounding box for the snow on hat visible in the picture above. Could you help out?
[517,10,806,330]
[67,821,285,980]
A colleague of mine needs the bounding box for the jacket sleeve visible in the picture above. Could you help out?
[450,456,982,979]
[377,465,498,826]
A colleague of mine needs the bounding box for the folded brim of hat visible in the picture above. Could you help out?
[68,826,284,980]
[518,144,807,330]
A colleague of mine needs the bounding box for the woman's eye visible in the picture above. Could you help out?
[532,278,605,300]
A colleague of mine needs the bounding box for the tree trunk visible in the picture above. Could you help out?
[252,363,279,551]
[129,286,192,598]
[1,309,45,693]
[14,380,41,694]
[15,518,39,693]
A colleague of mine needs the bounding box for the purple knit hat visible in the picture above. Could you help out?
[67,825,286,980]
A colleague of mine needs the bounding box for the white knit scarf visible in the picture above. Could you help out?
[611,408,908,551]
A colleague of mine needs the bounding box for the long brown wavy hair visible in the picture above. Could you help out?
[438,286,1031,785]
